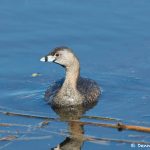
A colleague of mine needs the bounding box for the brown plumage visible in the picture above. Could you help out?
[40,47,101,107]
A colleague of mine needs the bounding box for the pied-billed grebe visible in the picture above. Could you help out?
[40,47,100,107]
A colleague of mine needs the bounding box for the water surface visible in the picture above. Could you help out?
[0,1,150,150]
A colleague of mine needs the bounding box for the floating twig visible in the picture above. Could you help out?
[0,123,30,128]
[0,110,120,122]
[0,136,17,141]
[0,110,150,133]
[69,120,150,133]
[41,128,150,145]
[82,115,121,122]
[85,136,150,145]
[0,111,55,120]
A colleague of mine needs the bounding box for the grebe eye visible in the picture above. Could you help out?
[55,53,59,57]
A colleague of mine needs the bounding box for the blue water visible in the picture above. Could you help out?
[0,1,150,150]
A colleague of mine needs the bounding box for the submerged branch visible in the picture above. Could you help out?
[70,120,150,133]
[41,129,150,145]
[0,110,119,122]
[0,110,150,133]
[85,136,150,145]
[0,135,52,142]
[0,123,30,128]
[1,130,150,146]
[0,136,17,141]
[0,110,56,120]
[82,115,121,122]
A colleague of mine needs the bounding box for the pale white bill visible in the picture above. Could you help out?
[40,55,56,62]
[40,57,46,62]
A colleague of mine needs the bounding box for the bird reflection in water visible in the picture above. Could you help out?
[51,101,98,150]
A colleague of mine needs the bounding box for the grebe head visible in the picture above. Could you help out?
[40,47,78,68]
